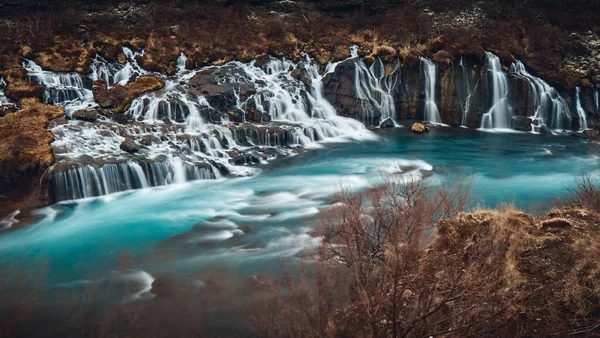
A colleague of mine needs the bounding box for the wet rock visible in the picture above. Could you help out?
[120,136,140,153]
[584,129,600,142]
[511,116,532,132]
[322,59,359,119]
[162,117,173,125]
[411,122,429,134]
[71,107,99,121]
[112,113,130,124]
[139,134,159,146]
[380,117,395,128]
[538,125,552,134]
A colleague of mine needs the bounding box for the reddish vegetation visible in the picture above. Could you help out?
[0,1,598,89]
[249,177,600,337]
[92,75,165,113]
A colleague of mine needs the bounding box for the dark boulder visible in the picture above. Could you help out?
[72,107,99,121]
[139,134,159,146]
[511,116,532,132]
[120,136,140,153]
[380,117,395,128]
[112,113,130,124]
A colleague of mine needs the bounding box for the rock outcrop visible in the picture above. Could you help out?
[72,107,100,121]
[93,75,165,113]
[411,122,428,133]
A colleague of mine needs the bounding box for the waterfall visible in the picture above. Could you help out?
[51,161,216,201]
[177,53,188,72]
[42,50,374,201]
[511,60,573,131]
[480,52,512,130]
[23,59,95,114]
[458,58,475,127]
[353,57,399,126]
[0,77,9,104]
[420,58,442,124]
[90,47,148,86]
[594,89,599,114]
[575,87,589,131]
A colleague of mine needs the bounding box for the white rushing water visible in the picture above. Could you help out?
[458,58,473,126]
[90,47,148,86]
[0,77,9,104]
[420,57,442,124]
[480,52,512,130]
[20,48,594,201]
[23,59,96,114]
[353,57,399,126]
[511,60,578,132]
[25,48,375,201]
[575,87,589,131]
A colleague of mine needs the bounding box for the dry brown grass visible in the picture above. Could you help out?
[0,98,63,208]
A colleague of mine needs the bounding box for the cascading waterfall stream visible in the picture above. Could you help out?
[420,58,442,124]
[511,60,575,131]
[0,77,9,104]
[575,87,589,131]
[480,52,512,130]
[90,47,148,86]
[22,47,596,202]
[23,59,95,114]
[31,48,375,201]
[458,58,476,127]
[353,57,399,126]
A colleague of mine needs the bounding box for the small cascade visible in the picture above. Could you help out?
[575,87,589,131]
[90,47,147,86]
[51,160,215,201]
[480,52,512,129]
[353,57,399,126]
[0,77,9,104]
[176,53,188,73]
[594,89,599,114]
[23,60,95,113]
[420,58,442,124]
[511,60,573,131]
[458,58,475,126]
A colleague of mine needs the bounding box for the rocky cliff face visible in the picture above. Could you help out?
[323,55,597,131]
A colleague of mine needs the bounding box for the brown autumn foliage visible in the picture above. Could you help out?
[249,174,600,337]
[0,0,597,88]
[3,173,600,336]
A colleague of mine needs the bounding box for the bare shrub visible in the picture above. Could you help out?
[564,169,600,213]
